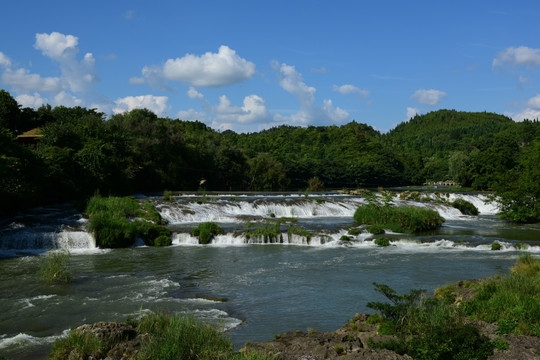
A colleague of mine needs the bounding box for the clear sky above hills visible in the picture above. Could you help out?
[1,0,539,132]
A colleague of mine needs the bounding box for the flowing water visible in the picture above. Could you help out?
[0,192,539,359]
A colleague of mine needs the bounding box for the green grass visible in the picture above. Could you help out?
[450,199,479,215]
[86,195,170,248]
[39,250,72,285]
[374,237,391,247]
[462,254,540,336]
[354,204,444,233]
[366,224,385,234]
[48,313,275,360]
[287,227,311,242]
[191,222,222,244]
[347,228,361,236]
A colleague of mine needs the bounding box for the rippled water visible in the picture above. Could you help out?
[0,193,538,359]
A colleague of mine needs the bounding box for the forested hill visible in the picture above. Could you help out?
[1,89,539,221]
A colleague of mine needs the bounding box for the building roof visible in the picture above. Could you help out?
[16,128,43,138]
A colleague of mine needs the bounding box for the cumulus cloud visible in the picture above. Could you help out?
[0,52,11,67]
[333,84,370,98]
[54,91,83,107]
[16,93,48,108]
[215,94,271,124]
[177,108,212,123]
[139,46,256,88]
[129,76,146,85]
[34,32,79,60]
[527,94,540,109]
[493,46,540,68]
[1,68,64,92]
[275,62,349,126]
[411,89,447,106]
[113,95,169,115]
[187,86,204,100]
[511,108,540,121]
[406,107,420,119]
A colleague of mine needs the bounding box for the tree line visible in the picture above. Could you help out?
[1,90,538,222]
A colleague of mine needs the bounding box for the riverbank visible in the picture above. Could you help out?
[43,255,540,360]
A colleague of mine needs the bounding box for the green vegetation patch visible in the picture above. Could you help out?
[191,222,222,244]
[354,204,444,233]
[451,199,479,215]
[86,195,170,248]
[39,250,72,285]
[366,225,385,235]
[374,237,391,247]
[463,254,540,336]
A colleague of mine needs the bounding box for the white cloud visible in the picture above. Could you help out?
[129,76,146,85]
[113,95,169,115]
[16,93,48,108]
[406,107,420,119]
[311,66,327,73]
[177,108,211,123]
[54,91,83,107]
[333,84,370,98]
[526,94,540,109]
[274,62,350,126]
[140,45,256,88]
[510,108,540,121]
[0,52,11,67]
[34,32,79,60]
[411,89,447,106]
[1,68,64,92]
[493,46,540,68]
[215,94,271,124]
[187,86,204,100]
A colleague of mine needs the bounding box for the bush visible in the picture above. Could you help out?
[491,242,502,251]
[347,228,361,236]
[86,195,170,248]
[287,227,311,242]
[191,222,222,244]
[307,176,324,191]
[366,225,385,234]
[163,190,173,201]
[154,235,172,247]
[39,251,72,285]
[451,199,479,215]
[354,204,444,233]
[374,237,391,247]
[134,221,170,246]
[462,254,540,336]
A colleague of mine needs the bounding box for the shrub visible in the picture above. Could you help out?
[514,242,529,250]
[163,190,173,201]
[374,237,390,247]
[462,255,540,336]
[307,176,324,191]
[86,195,170,248]
[354,204,444,233]
[340,235,353,241]
[134,221,170,246]
[191,222,222,244]
[451,199,479,215]
[347,228,361,236]
[39,251,72,285]
[154,235,172,247]
[366,225,385,234]
[491,242,502,251]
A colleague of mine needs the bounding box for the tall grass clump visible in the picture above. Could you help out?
[451,199,479,215]
[367,283,494,360]
[39,250,72,285]
[191,222,222,244]
[463,254,540,336]
[48,331,104,360]
[86,195,170,248]
[354,204,444,233]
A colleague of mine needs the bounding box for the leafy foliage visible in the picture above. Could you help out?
[39,250,72,285]
[450,199,479,215]
[354,204,445,233]
[191,222,222,244]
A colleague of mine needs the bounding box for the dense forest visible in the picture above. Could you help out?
[1,89,539,222]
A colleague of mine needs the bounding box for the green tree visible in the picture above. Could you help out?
[248,153,289,191]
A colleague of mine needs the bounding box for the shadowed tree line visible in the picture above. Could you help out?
[1,90,539,222]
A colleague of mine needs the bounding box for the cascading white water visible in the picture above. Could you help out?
[0,229,96,252]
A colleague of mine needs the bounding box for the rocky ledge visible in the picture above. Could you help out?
[242,313,540,360]
[65,313,540,360]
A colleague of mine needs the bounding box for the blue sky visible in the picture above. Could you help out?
[1,0,540,133]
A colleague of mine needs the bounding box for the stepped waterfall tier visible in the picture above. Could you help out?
[0,191,538,359]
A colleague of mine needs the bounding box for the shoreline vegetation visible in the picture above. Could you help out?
[86,195,171,248]
[1,89,538,224]
[45,255,540,360]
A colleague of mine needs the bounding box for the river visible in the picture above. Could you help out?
[0,192,539,359]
